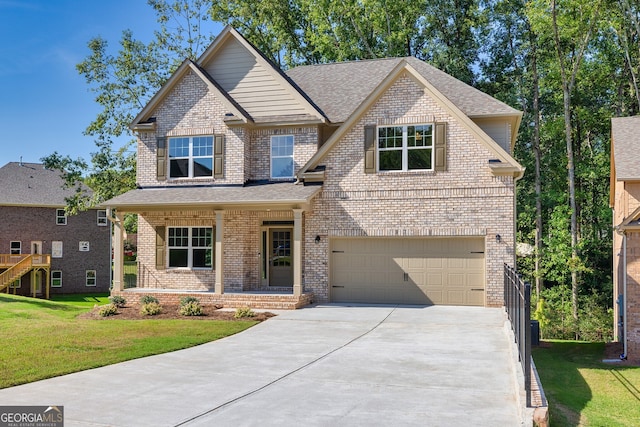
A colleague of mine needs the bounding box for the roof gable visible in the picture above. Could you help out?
[197,26,326,123]
[0,162,92,207]
[298,61,523,177]
[131,59,251,129]
[611,116,640,181]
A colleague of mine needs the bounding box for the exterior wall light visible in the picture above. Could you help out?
[315,235,321,243]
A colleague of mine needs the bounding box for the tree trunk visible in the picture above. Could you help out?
[532,40,543,299]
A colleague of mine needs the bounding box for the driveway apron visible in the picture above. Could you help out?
[0,305,524,426]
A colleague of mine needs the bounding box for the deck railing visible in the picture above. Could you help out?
[0,254,51,291]
[504,263,532,407]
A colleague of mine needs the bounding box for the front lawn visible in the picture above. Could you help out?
[533,341,640,426]
[51,292,111,307]
[0,294,258,389]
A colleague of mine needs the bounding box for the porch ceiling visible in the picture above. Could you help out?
[101,182,321,212]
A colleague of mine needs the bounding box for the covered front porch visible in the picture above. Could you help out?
[105,182,321,310]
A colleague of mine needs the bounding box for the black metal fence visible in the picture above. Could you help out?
[504,263,532,407]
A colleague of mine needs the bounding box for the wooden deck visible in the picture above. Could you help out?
[0,254,51,297]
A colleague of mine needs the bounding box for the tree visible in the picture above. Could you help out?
[42,0,215,217]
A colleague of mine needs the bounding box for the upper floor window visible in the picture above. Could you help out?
[97,210,108,226]
[378,124,433,171]
[271,135,294,179]
[56,209,67,225]
[167,227,212,269]
[169,136,213,178]
[10,241,21,255]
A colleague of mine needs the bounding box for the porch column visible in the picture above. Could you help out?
[111,211,125,292]
[215,210,224,294]
[293,209,303,297]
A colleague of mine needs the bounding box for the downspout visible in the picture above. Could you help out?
[622,230,628,359]
[616,225,628,360]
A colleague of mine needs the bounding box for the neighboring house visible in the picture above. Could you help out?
[104,26,524,309]
[0,162,111,297]
[611,116,640,362]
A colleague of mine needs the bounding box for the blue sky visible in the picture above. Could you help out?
[0,0,222,167]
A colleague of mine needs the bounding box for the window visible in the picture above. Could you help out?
[52,241,63,258]
[56,209,67,225]
[51,271,62,288]
[169,136,213,178]
[9,278,21,289]
[86,270,96,287]
[168,227,212,268]
[270,135,294,179]
[10,241,21,255]
[378,124,433,171]
[97,210,108,226]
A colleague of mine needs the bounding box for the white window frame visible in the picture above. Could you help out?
[167,226,213,269]
[51,271,62,288]
[85,270,96,287]
[9,277,21,289]
[377,124,434,172]
[10,241,21,255]
[97,210,108,226]
[56,209,67,225]
[168,136,214,179]
[270,135,295,179]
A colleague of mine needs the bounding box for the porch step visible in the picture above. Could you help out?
[112,290,314,310]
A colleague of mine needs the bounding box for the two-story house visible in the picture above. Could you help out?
[104,26,524,309]
[611,116,640,363]
[0,162,111,297]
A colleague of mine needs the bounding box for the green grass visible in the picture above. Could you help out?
[0,294,257,389]
[50,293,111,307]
[533,341,640,426]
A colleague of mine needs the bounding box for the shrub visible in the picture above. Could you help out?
[140,302,162,316]
[180,296,200,306]
[98,304,118,317]
[234,306,255,319]
[109,295,126,307]
[179,301,204,316]
[140,295,159,305]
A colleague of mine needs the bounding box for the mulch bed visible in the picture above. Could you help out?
[79,304,276,322]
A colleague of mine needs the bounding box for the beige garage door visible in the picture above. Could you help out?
[330,238,485,306]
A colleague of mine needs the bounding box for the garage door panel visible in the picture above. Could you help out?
[331,237,485,306]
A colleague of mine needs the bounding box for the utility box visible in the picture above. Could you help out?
[531,320,540,346]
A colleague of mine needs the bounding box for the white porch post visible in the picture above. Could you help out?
[112,211,124,292]
[293,209,303,297]
[215,210,225,294]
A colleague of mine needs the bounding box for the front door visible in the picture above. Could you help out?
[31,241,44,264]
[269,228,293,287]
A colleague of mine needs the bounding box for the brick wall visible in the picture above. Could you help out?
[0,206,110,294]
[301,75,516,306]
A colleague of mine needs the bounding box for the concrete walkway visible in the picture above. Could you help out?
[0,305,527,426]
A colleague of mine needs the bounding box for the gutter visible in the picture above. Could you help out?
[615,225,628,360]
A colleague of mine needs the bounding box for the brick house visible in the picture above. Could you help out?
[104,26,524,309]
[0,162,111,296]
[611,116,640,362]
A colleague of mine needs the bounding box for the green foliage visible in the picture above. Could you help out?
[234,306,255,318]
[108,295,127,308]
[140,295,159,305]
[179,301,204,316]
[98,304,119,317]
[533,285,612,341]
[179,296,200,306]
[140,302,162,316]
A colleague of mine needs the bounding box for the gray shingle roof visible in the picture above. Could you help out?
[0,162,91,207]
[612,116,640,181]
[103,182,321,209]
[285,57,520,123]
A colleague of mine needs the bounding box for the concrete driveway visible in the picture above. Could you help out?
[0,305,527,426]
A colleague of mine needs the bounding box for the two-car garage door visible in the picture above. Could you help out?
[330,237,485,306]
